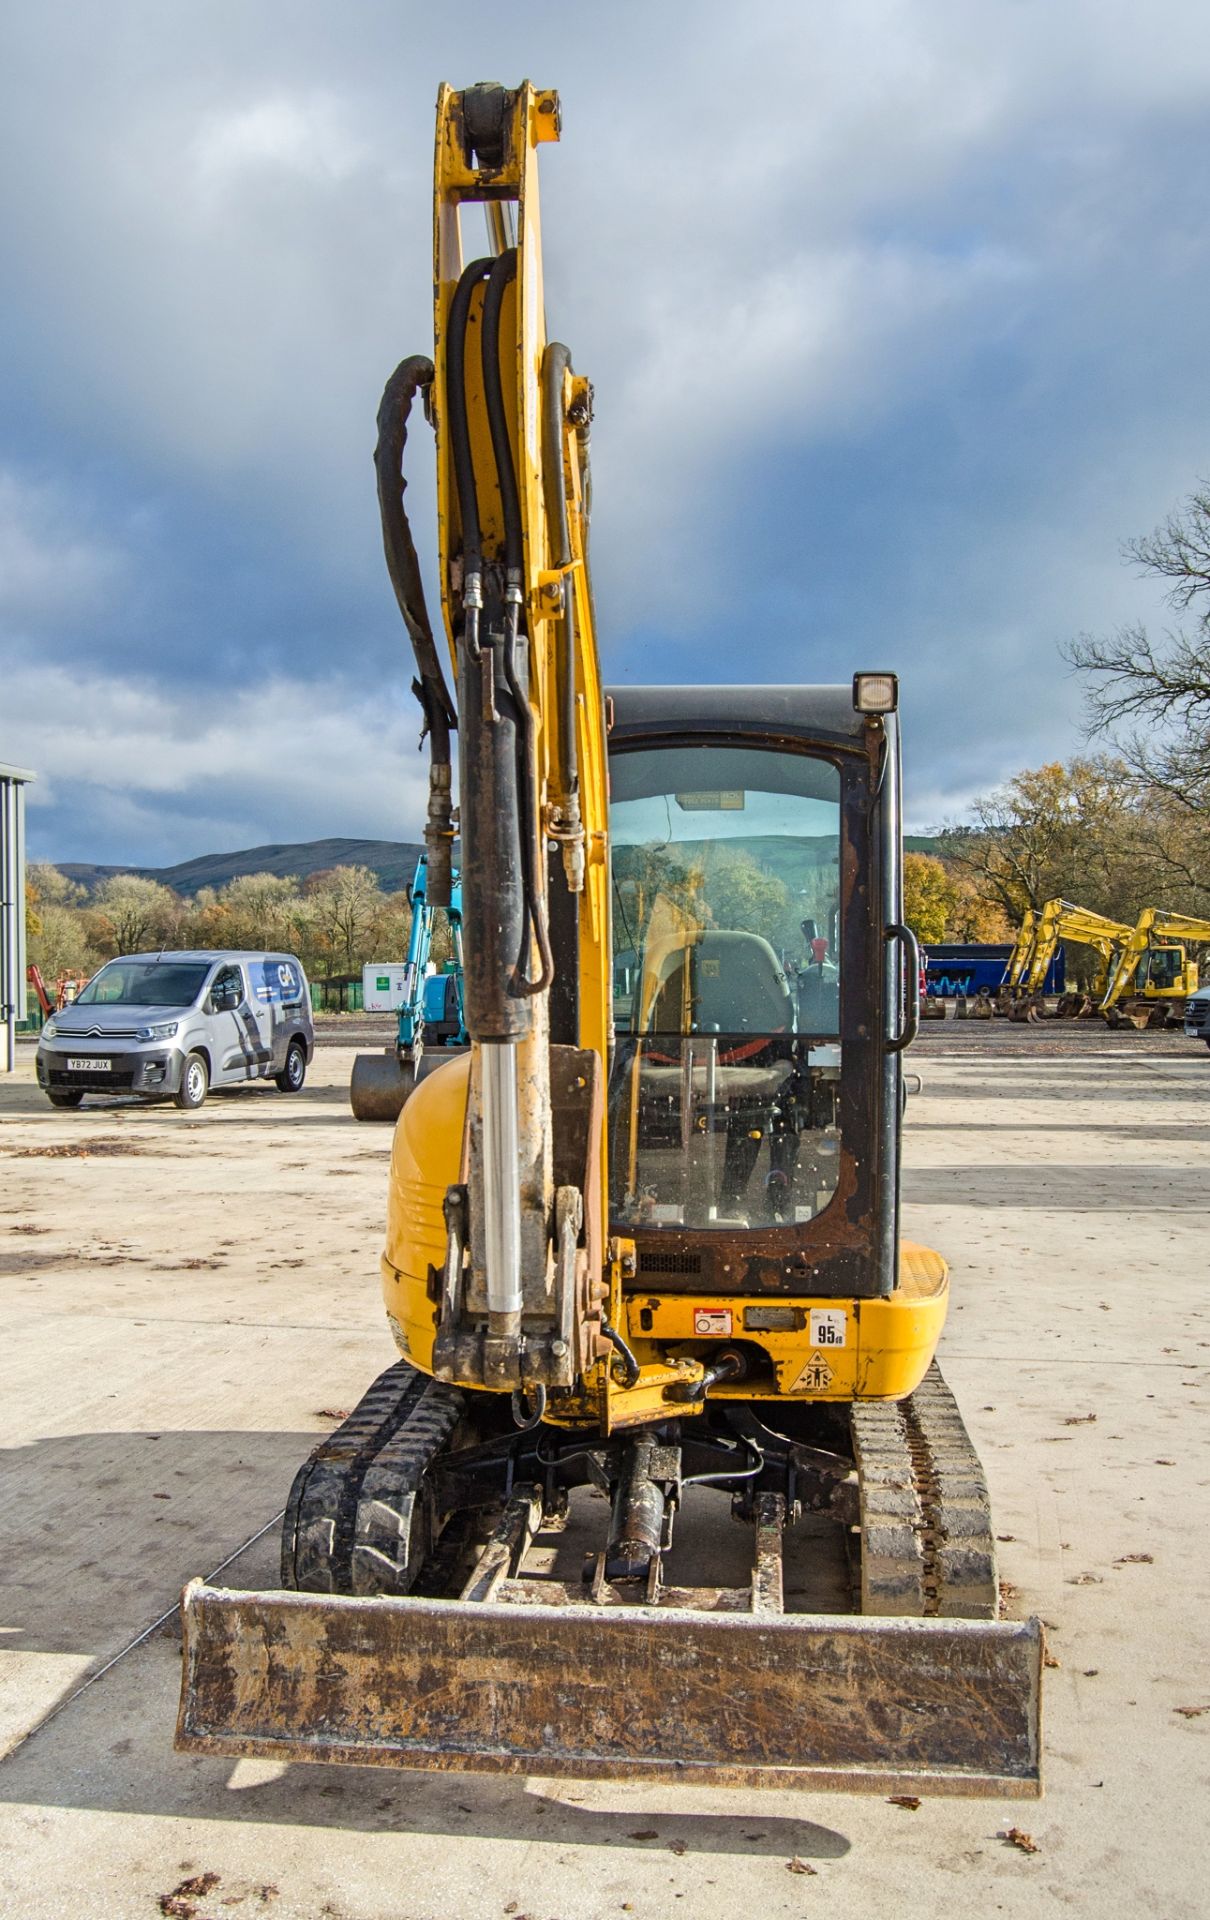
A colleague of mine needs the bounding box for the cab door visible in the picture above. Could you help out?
[211,962,272,1081]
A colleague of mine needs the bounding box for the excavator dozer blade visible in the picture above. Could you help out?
[349,1052,415,1122]
[177,1582,1042,1797]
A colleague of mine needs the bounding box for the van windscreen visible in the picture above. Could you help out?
[76,962,211,1008]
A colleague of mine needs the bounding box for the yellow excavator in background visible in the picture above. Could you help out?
[1099,907,1210,1029]
[998,909,1037,1001]
[1013,898,1133,1019]
[176,82,1041,1797]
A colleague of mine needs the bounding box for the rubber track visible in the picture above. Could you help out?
[351,1379,466,1594]
[850,1362,998,1620]
[281,1359,431,1592]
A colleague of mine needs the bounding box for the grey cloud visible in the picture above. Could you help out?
[3,1,1210,861]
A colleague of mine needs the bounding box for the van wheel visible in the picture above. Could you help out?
[175,1052,209,1110]
[275,1039,307,1093]
[48,1090,84,1108]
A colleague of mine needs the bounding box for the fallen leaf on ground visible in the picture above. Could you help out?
[159,1872,221,1918]
[999,1827,1039,1854]
[888,1794,921,1809]
[1068,1573,1103,1585]
[1155,1459,1176,1466]
[787,1857,818,1875]
[669,1840,688,1855]
[1083,1669,1099,1677]
[628,1829,658,1840]
[316,1409,351,1420]
[1063,1413,1097,1425]
[1173,1704,1210,1718]
[1114,1553,1153,1565]
[1044,1653,1061,1668]
[996,1533,1015,1542]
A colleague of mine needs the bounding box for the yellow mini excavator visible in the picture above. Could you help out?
[176,82,1042,1796]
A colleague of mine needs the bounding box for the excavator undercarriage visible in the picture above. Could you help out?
[180,1357,1039,1792]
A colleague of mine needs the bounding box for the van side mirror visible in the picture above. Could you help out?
[211,982,240,1012]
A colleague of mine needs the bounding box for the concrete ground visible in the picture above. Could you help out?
[0,1030,1207,1919]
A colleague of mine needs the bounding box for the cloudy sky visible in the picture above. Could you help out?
[3,1,1209,865]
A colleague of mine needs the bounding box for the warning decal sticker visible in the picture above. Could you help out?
[693,1308,733,1336]
[792,1351,836,1392]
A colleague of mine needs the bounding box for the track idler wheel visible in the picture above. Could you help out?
[349,1050,416,1122]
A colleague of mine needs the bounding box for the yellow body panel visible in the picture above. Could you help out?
[383,1055,947,1409]
[381,1052,470,1370]
[620,1241,946,1404]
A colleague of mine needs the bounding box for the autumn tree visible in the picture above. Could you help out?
[86,875,181,957]
[25,865,101,981]
[181,872,306,954]
[944,876,1012,943]
[937,756,1153,926]
[301,865,395,976]
[903,852,957,945]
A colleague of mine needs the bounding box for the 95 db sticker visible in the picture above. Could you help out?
[809,1308,848,1348]
[694,1308,733,1336]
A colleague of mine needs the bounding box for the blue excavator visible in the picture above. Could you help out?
[349,852,467,1120]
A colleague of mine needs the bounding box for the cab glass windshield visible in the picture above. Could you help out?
[608,744,842,1232]
[76,961,211,1008]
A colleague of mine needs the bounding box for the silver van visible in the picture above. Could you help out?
[35,950,314,1110]
[1184,987,1210,1048]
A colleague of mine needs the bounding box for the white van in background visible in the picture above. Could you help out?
[35,950,314,1109]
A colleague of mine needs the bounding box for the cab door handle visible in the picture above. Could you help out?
[885,922,920,1054]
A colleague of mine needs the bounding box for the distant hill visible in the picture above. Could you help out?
[56,837,426,899]
[54,828,942,899]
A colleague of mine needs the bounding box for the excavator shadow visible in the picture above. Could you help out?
[0,1432,851,1855]
[0,1634,852,1855]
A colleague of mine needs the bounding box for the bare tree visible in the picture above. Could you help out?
[1065,486,1210,818]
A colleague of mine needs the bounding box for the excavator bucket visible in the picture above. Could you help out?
[177,1582,1041,1797]
[349,1051,415,1122]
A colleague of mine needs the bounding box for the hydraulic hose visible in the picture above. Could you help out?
[445,255,499,652]
[374,353,457,902]
[481,251,524,580]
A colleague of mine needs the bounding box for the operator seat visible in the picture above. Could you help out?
[644,929,794,1037]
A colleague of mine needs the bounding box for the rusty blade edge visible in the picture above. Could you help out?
[176,1581,1042,1797]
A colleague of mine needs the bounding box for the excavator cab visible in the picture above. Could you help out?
[1136,945,1185,993]
[607,689,889,1278]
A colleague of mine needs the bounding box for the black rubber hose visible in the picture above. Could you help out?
[445,256,495,585]
[501,625,554,996]
[481,250,523,577]
[373,354,455,752]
